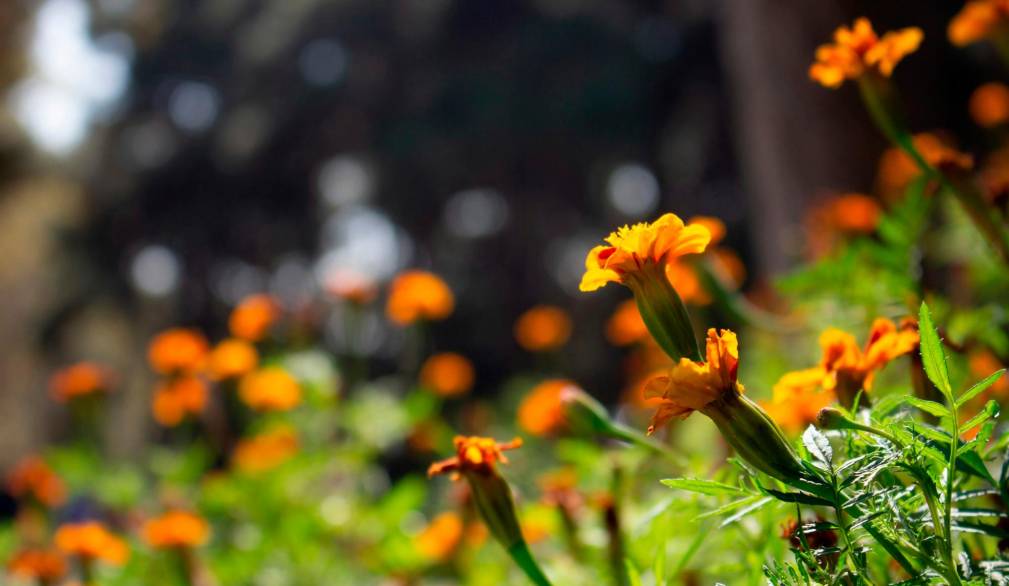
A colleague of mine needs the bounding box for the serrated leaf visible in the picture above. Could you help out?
[802,425,832,465]
[918,302,953,400]
[957,369,1007,408]
[902,396,951,418]
[660,478,745,496]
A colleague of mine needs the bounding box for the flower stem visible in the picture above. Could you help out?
[507,541,552,586]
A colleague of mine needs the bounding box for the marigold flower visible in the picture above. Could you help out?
[152,376,208,427]
[54,521,129,566]
[664,261,709,304]
[970,350,1009,396]
[7,549,67,581]
[606,299,648,346]
[809,18,923,89]
[414,512,464,561]
[142,510,211,549]
[804,193,882,257]
[428,436,523,480]
[819,317,919,395]
[232,426,300,473]
[238,367,301,412]
[386,270,455,325]
[148,328,209,375]
[7,456,67,507]
[49,362,112,402]
[419,352,475,397]
[513,305,572,352]
[517,379,578,436]
[762,368,836,434]
[948,0,1009,47]
[643,328,741,434]
[970,82,1009,128]
[207,338,259,381]
[688,216,726,245]
[229,294,281,342]
[876,133,974,198]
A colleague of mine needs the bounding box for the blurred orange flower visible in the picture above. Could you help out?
[238,367,302,412]
[148,328,209,375]
[229,294,282,342]
[49,362,112,402]
[428,436,522,479]
[517,379,578,436]
[232,426,300,473]
[762,368,836,434]
[513,305,572,352]
[688,216,726,245]
[143,510,211,549]
[7,549,67,581]
[949,0,1009,46]
[54,521,129,566]
[207,339,259,381]
[606,299,648,346]
[969,350,1009,397]
[152,376,208,427]
[819,318,918,393]
[386,270,455,325]
[876,133,974,199]
[414,512,464,561]
[7,456,66,508]
[419,352,475,397]
[804,193,882,257]
[970,82,1009,128]
[809,18,922,89]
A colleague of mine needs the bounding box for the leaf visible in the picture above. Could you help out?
[660,478,745,496]
[802,425,832,466]
[901,396,951,418]
[959,400,1000,444]
[957,369,1007,408]
[762,488,833,507]
[719,496,773,528]
[918,302,953,400]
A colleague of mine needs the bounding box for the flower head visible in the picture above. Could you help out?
[7,456,66,507]
[517,379,579,436]
[229,294,282,342]
[148,328,209,375]
[7,549,67,581]
[386,270,455,325]
[419,352,475,397]
[949,0,1009,47]
[606,299,648,346]
[819,317,919,393]
[809,18,923,88]
[414,512,464,561]
[643,328,741,434]
[579,213,711,292]
[876,133,974,198]
[970,82,1009,128]
[143,510,211,549]
[238,367,301,412]
[152,376,208,427]
[428,436,523,480]
[54,521,129,566]
[762,368,836,434]
[232,426,300,473]
[207,338,259,381]
[49,362,112,402]
[513,305,572,352]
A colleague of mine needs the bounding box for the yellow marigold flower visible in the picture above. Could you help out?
[142,510,211,549]
[229,294,281,342]
[54,521,129,566]
[809,18,923,89]
[642,328,741,434]
[386,270,455,325]
[6,456,66,508]
[605,299,648,346]
[152,376,208,427]
[427,436,523,480]
[232,426,300,473]
[147,328,209,375]
[49,362,112,402]
[414,512,464,561]
[762,368,836,434]
[419,352,475,397]
[517,379,578,436]
[513,305,572,352]
[7,549,67,581]
[207,338,259,381]
[238,367,301,412]
[949,0,1009,47]
[970,82,1009,127]
[579,213,710,292]
[819,317,919,395]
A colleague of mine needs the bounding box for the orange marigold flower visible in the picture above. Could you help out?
[762,368,836,434]
[606,299,648,346]
[513,305,573,352]
[949,0,1009,47]
[819,318,919,393]
[207,339,259,381]
[238,367,301,412]
[148,328,209,375]
[232,426,300,473]
[579,213,710,292]
[152,376,208,427]
[643,328,741,434]
[828,193,882,233]
[427,436,522,480]
[664,261,710,305]
[970,82,1009,128]
[229,294,281,342]
[688,216,726,245]
[414,512,464,561]
[7,456,67,507]
[386,270,455,325]
[54,521,129,566]
[876,133,974,199]
[49,362,112,402]
[969,350,1009,396]
[7,549,67,580]
[324,268,378,304]
[419,352,475,397]
[142,510,211,549]
[809,18,923,89]
[517,379,579,436]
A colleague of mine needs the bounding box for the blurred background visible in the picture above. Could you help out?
[0,0,991,465]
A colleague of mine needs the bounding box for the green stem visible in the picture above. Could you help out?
[944,401,963,586]
[508,541,552,586]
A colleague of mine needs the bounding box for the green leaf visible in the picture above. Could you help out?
[802,425,832,465]
[959,400,1000,441]
[660,478,745,496]
[918,302,953,400]
[901,396,951,418]
[956,369,1007,408]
